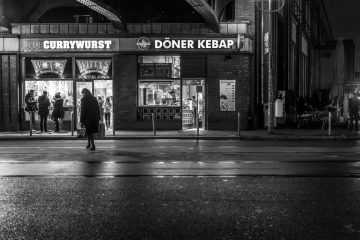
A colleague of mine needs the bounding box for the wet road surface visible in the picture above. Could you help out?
[1,139,360,176]
[1,139,360,239]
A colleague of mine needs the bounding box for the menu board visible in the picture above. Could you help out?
[138,63,171,79]
[219,80,236,111]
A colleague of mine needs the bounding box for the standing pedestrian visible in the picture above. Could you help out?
[104,97,112,129]
[80,88,100,151]
[25,90,38,123]
[349,91,360,132]
[190,96,197,127]
[37,91,50,133]
[98,96,104,122]
[52,92,64,133]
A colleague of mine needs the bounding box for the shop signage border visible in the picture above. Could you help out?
[21,38,119,52]
[122,36,253,52]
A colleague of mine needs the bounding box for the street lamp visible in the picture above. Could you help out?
[255,0,285,133]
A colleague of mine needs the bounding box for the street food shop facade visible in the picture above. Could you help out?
[18,35,253,132]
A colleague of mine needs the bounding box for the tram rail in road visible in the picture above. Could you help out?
[1,160,360,177]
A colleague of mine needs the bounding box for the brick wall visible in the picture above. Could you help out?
[235,0,255,35]
[0,55,18,132]
[113,54,138,130]
[207,54,252,130]
[113,54,182,130]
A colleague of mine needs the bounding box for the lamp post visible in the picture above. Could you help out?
[256,0,285,133]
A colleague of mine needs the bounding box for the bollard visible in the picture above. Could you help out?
[29,111,33,136]
[238,112,241,136]
[152,113,156,136]
[196,111,199,136]
[328,111,331,136]
[71,111,74,136]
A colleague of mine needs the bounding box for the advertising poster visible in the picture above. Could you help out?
[219,80,236,111]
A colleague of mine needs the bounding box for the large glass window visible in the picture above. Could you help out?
[138,56,180,79]
[138,80,180,106]
[25,80,74,106]
[138,55,181,107]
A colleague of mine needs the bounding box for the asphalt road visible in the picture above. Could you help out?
[1,139,360,176]
[1,139,360,239]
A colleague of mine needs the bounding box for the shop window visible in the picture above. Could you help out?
[25,80,74,107]
[138,56,180,79]
[138,80,181,106]
[138,55,181,107]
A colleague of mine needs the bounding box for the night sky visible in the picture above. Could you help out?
[324,0,360,39]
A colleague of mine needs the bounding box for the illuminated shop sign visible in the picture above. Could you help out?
[121,36,252,52]
[76,59,111,79]
[31,60,67,79]
[44,40,112,50]
[21,38,119,52]
[154,38,236,49]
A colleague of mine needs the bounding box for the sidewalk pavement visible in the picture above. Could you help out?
[1,127,360,140]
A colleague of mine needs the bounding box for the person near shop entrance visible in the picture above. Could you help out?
[25,90,38,123]
[37,91,50,133]
[98,96,104,122]
[80,88,100,151]
[190,96,197,127]
[51,92,64,133]
[104,97,112,130]
[349,89,360,132]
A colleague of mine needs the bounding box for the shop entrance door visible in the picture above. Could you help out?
[75,81,93,129]
[94,80,113,133]
[182,79,205,130]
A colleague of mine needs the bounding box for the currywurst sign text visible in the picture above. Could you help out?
[21,38,119,52]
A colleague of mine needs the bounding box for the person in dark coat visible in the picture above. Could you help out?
[25,90,38,123]
[349,91,360,132]
[52,92,64,132]
[37,91,50,133]
[80,88,100,151]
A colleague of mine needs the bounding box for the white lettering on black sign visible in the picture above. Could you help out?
[43,40,112,50]
[153,38,235,49]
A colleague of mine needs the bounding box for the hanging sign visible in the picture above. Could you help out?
[31,59,67,79]
[219,80,236,111]
[76,59,111,79]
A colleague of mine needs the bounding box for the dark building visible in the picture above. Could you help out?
[0,0,333,132]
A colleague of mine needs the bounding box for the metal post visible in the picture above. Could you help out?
[196,92,199,136]
[196,111,199,136]
[328,111,332,136]
[71,111,74,136]
[267,0,273,133]
[152,113,156,136]
[29,112,33,136]
[238,112,241,136]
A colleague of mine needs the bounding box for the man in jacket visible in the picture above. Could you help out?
[349,91,360,132]
[25,89,38,123]
[37,91,50,133]
[52,92,64,132]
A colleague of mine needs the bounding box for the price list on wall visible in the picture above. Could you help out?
[219,80,236,111]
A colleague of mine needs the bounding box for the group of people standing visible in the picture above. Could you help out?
[25,90,64,133]
[25,88,106,151]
